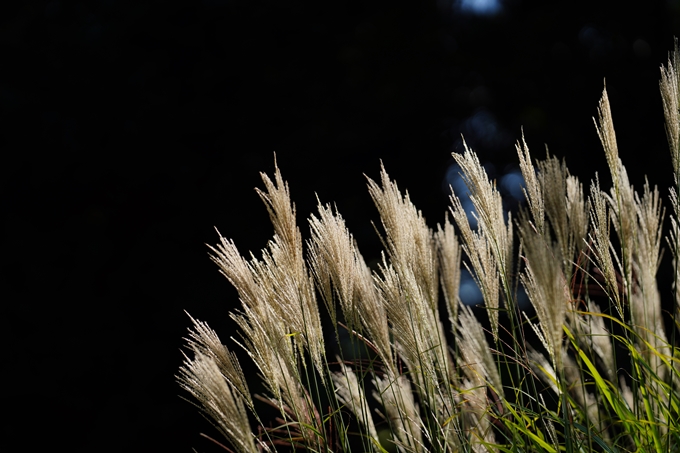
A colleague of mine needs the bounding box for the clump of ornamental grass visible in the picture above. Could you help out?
[178,42,680,453]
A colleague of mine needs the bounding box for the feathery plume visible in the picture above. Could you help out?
[178,352,259,453]
[587,177,624,318]
[456,304,503,397]
[308,202,361,329]
[458,378,496,453]
[594,87,667,382]
[519,218,569,368]
[230,305,325,449]
[184,313,253,409]
[367,164,439,309]
[516,134,544,233]
[632,180,666,363]
[450,192,501,343]
[375,260,440,395]
[578,302,615,382]
[368,165,451,384]
[208,234,308,384]
[332,359,380,444]
[373,371,424,453]
[208,235,295,404]
[594,85,620,191]
[255,166,326,378]
[308,201,392,367]
[519,141,588,282]
[595,86,636,304]
[352,249,393,367]
[565,175,589,270]
[436,216,462,325]
[453,141,514,293]
[668,191,680,312]
[207,165,328,448]
[449,142,513,342]
[528,347,560,395]
[368,165,458,452]
[660,37,680,178]
[181,41,680,453]
[604,162,636,304]
[538,156,569,271]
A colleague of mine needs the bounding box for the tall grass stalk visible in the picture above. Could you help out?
[178,42,680,453]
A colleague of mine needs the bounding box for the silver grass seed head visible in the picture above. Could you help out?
[519,221,568,369]
[229,306,288,404]
[538,157,568,252]
[256,166,299,262]
[368,164,453,395]
[373,371,424,453]
[449,181,501,343]
[367,163,439,310]
[605,162,636,291]
[527,347,560,395]
[634,179,664,277]
[566,175,589,263]
[456,304,504,398]
[631,180,667,357]
[376,259,444,395]
[435,217,462,325]
[354,255,393,367]
[253,165,326,380]
[594,88,638,305]
[183,313,253,408]
[332,358,379,442]
[308,201,393,367]
[308,202,360,328]
[668,192,680,312]
[453,142,512,277]
[587,176,624,317]
[208,233,262,313]
[660,37,680,178]
[178,352,258,453]
[516,134,545,234]
[580,301,616,381]
[458,378,496,452]
[594,85,620,191]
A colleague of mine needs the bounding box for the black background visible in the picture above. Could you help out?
[3,0,680,451]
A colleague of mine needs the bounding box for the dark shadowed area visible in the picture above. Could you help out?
[2,0,680,450]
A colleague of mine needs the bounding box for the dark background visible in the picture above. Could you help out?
[3,0,680,451]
